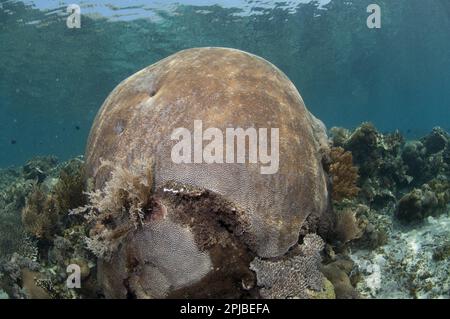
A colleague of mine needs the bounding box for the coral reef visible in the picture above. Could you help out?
[327,123,450,299]
[0,157,99,299]
[1,121,450,299]
[395,177,450,224]
[21,158,86,240]
[422,127,449,155]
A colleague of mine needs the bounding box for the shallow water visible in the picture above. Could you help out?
[0,0,450,300]
[1,0,450,166]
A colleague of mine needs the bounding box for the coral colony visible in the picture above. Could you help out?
[0,49,450,299]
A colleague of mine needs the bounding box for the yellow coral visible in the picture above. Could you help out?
[329,147,360,202]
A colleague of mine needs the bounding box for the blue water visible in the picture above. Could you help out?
[1,0,450,167]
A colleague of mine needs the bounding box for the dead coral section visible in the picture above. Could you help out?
[327,146,360,202]
[250,234,326,299]
[160,180,253,252]
[71,159,154,261]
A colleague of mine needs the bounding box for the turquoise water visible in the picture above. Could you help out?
[1,0,450,300]
[1,0,450,167]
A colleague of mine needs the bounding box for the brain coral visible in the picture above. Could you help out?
[84,47,329,298]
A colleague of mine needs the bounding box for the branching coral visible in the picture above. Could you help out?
[71,159,154,261]
[250,234,325,299]
[329,147,360,202]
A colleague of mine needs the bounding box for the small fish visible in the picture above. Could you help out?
[75,125,80,131]
[10,139,17,145]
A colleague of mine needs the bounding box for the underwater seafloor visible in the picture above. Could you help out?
[0,123,449,299]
